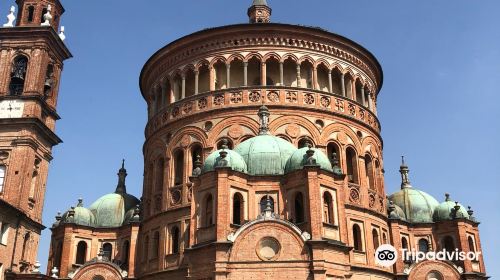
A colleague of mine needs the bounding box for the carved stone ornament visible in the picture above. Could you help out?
[349,188,360,203]
[320,96,331,108]
[230,92,243,103]
[180,135,191,148]
[228,125,243,139]
[214,94,225,106]
[249,91,261,103]
[304,93,315,105]
[285,124,300,138]
[198,97,208,109]
[286,91,298,103]
[267,91,279,102]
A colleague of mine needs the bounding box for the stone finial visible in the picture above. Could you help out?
[32,260,41,274]
[304,143,317,166]
[77,198,83,207]
[41,5,52,27]
[192,154,203,176]
[3,6,15,27]
[467,206,474,217]
[51,267,59,277]
[399,156,411,189]
[257,105,270,135]
[59,26,66,41]
[115,159,127,194]
[445,193,451,201]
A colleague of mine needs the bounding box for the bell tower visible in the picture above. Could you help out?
[0,0,71,275]
[247,0,272,23]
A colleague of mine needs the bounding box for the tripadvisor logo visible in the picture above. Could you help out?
[375,244,482,267]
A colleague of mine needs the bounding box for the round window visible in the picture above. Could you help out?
[256,237,281,261]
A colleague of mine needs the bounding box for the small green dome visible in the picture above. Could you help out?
[202,149,248,173]
[89,192,140,228]
[61,199,96,227]
[389,187,439,223]
[433,194,469,221]
[284,146,333,174]
[235,135,297,176]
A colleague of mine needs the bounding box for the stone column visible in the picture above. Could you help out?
[279,61,284,86]
[194,70,199,94]
[168,77,174,104]
[261,62,266,86]
[341,73,346,97]
[328,70,333,93]
[361,87,366,107]
[312,66,318,90]
[226,64,231,88]
[181,75,186,99]
[296,64,301,87]
[243,62,248,86]
[209,66,215,91]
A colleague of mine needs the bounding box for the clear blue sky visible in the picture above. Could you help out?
[2,0,499,277]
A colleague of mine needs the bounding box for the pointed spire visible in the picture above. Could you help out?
[115,159,127,194]
[3,6,16,27]
[399,156,411,189]
[258,105,270,135]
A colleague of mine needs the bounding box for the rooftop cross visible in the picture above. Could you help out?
[115,159,127,194]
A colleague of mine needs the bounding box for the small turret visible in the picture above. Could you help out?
[248,0,272,24]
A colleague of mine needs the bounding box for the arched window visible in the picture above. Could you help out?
[232,193,244,225]
[103,243,113,261]
[355,80,364,104]
[247,56,261,86]
[283,57,297,87]
[0,165,5,193]
[40,8,48,23]
[300,60,313,89]
[21,232,30,261]
[365,154,374,189]
[151,231,160,259]
[191,145,203,174]
[375,160,382,192]
[198,64,210,93]
[185,68,196,98]
[204,194,214,227]
[323,192,334,224]
[266,57,280,86]
[468,236,476,252]
[443,236,455,253]
[9,56,28,96]
[75,241,87,265]
[372,229,380,250]
[298,138,313,149]
[213,61,227,90]
[173,150,184,186]
[259,196,275,214]
[155,158,164,192]
[331,68,342,95]
[217,139,233,150]
[327,143,340,165]
[352,224,363,251]
[294,192,305,224]
[344,73,353,99]
[401,237,409,251]
[44,64,54,97]
[171,227,180,254]
[317,64,329,92]
[172,73,182,102]
[143,236,149,262]
[29,169,38,200]
[27,6,35,22]
[346,147,358,183]
[122,240,130,267]
[419,238,429,253]
[426,271,443,280]
[230,59,244,88]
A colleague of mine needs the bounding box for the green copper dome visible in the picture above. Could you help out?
[284,145,333,174]
[202,149,248,173]
[88,162,140,228]
[433,194,469,221]
[61,199,96,227]
[235,135,297,176]
[388,158,439,223]
[389,187,439,223]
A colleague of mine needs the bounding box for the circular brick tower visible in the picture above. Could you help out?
[138,1,387,279]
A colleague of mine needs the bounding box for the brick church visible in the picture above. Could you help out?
[0,0,488,280]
